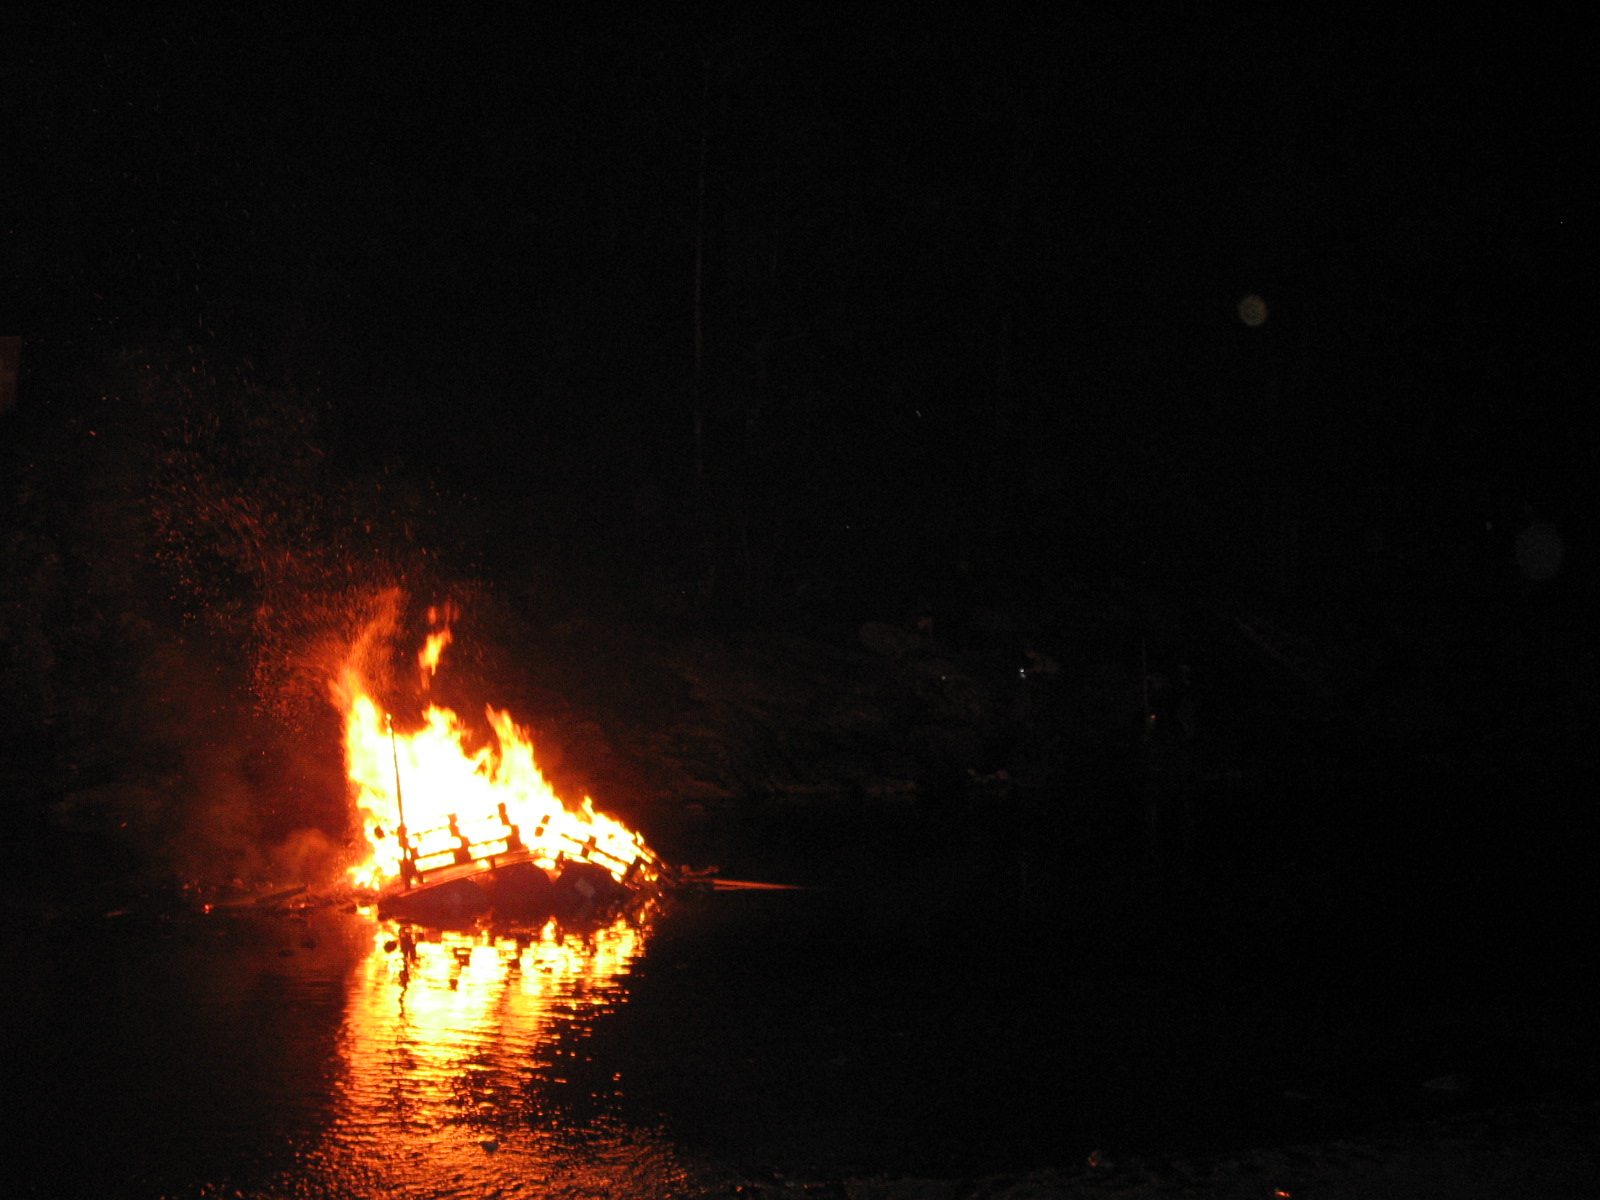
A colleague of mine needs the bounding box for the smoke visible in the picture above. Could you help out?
[117,629,334,888]
[155,592,398,889]
[267,827,341,886]
[3,352,490,894]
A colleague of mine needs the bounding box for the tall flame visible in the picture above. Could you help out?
[334,611,652,893]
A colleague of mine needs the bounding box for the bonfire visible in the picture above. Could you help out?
[333,605,666,927]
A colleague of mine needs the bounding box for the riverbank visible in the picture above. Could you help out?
[702,1099,1599,1198]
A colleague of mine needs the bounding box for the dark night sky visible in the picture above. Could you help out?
[3,11,1590,605]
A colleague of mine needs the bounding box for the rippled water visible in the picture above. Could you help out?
[4,777,1589,1198]
[4,904,713,1199]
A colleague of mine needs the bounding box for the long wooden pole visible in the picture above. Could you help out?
[388,714,412,888]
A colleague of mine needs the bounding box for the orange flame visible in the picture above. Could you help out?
[417,603,456,686]
[335,610,653,894]
[418,630,452,680]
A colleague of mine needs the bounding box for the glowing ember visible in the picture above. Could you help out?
[417,603,456,684]
[334,609,655,894]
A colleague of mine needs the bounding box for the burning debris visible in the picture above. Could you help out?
[334,603,669,931]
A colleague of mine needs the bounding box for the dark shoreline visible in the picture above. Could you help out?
[690,1099,1600,1199]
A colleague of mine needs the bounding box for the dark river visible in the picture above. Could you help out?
[3,771,1591,1198]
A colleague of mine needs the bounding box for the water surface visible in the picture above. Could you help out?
[5,771,1591,1197]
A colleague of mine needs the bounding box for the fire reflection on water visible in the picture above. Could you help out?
[343,916,642,1101]
[308,909,695,1198]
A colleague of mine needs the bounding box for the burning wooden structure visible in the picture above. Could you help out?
[371,799,667,928]
[336,603,670,930]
